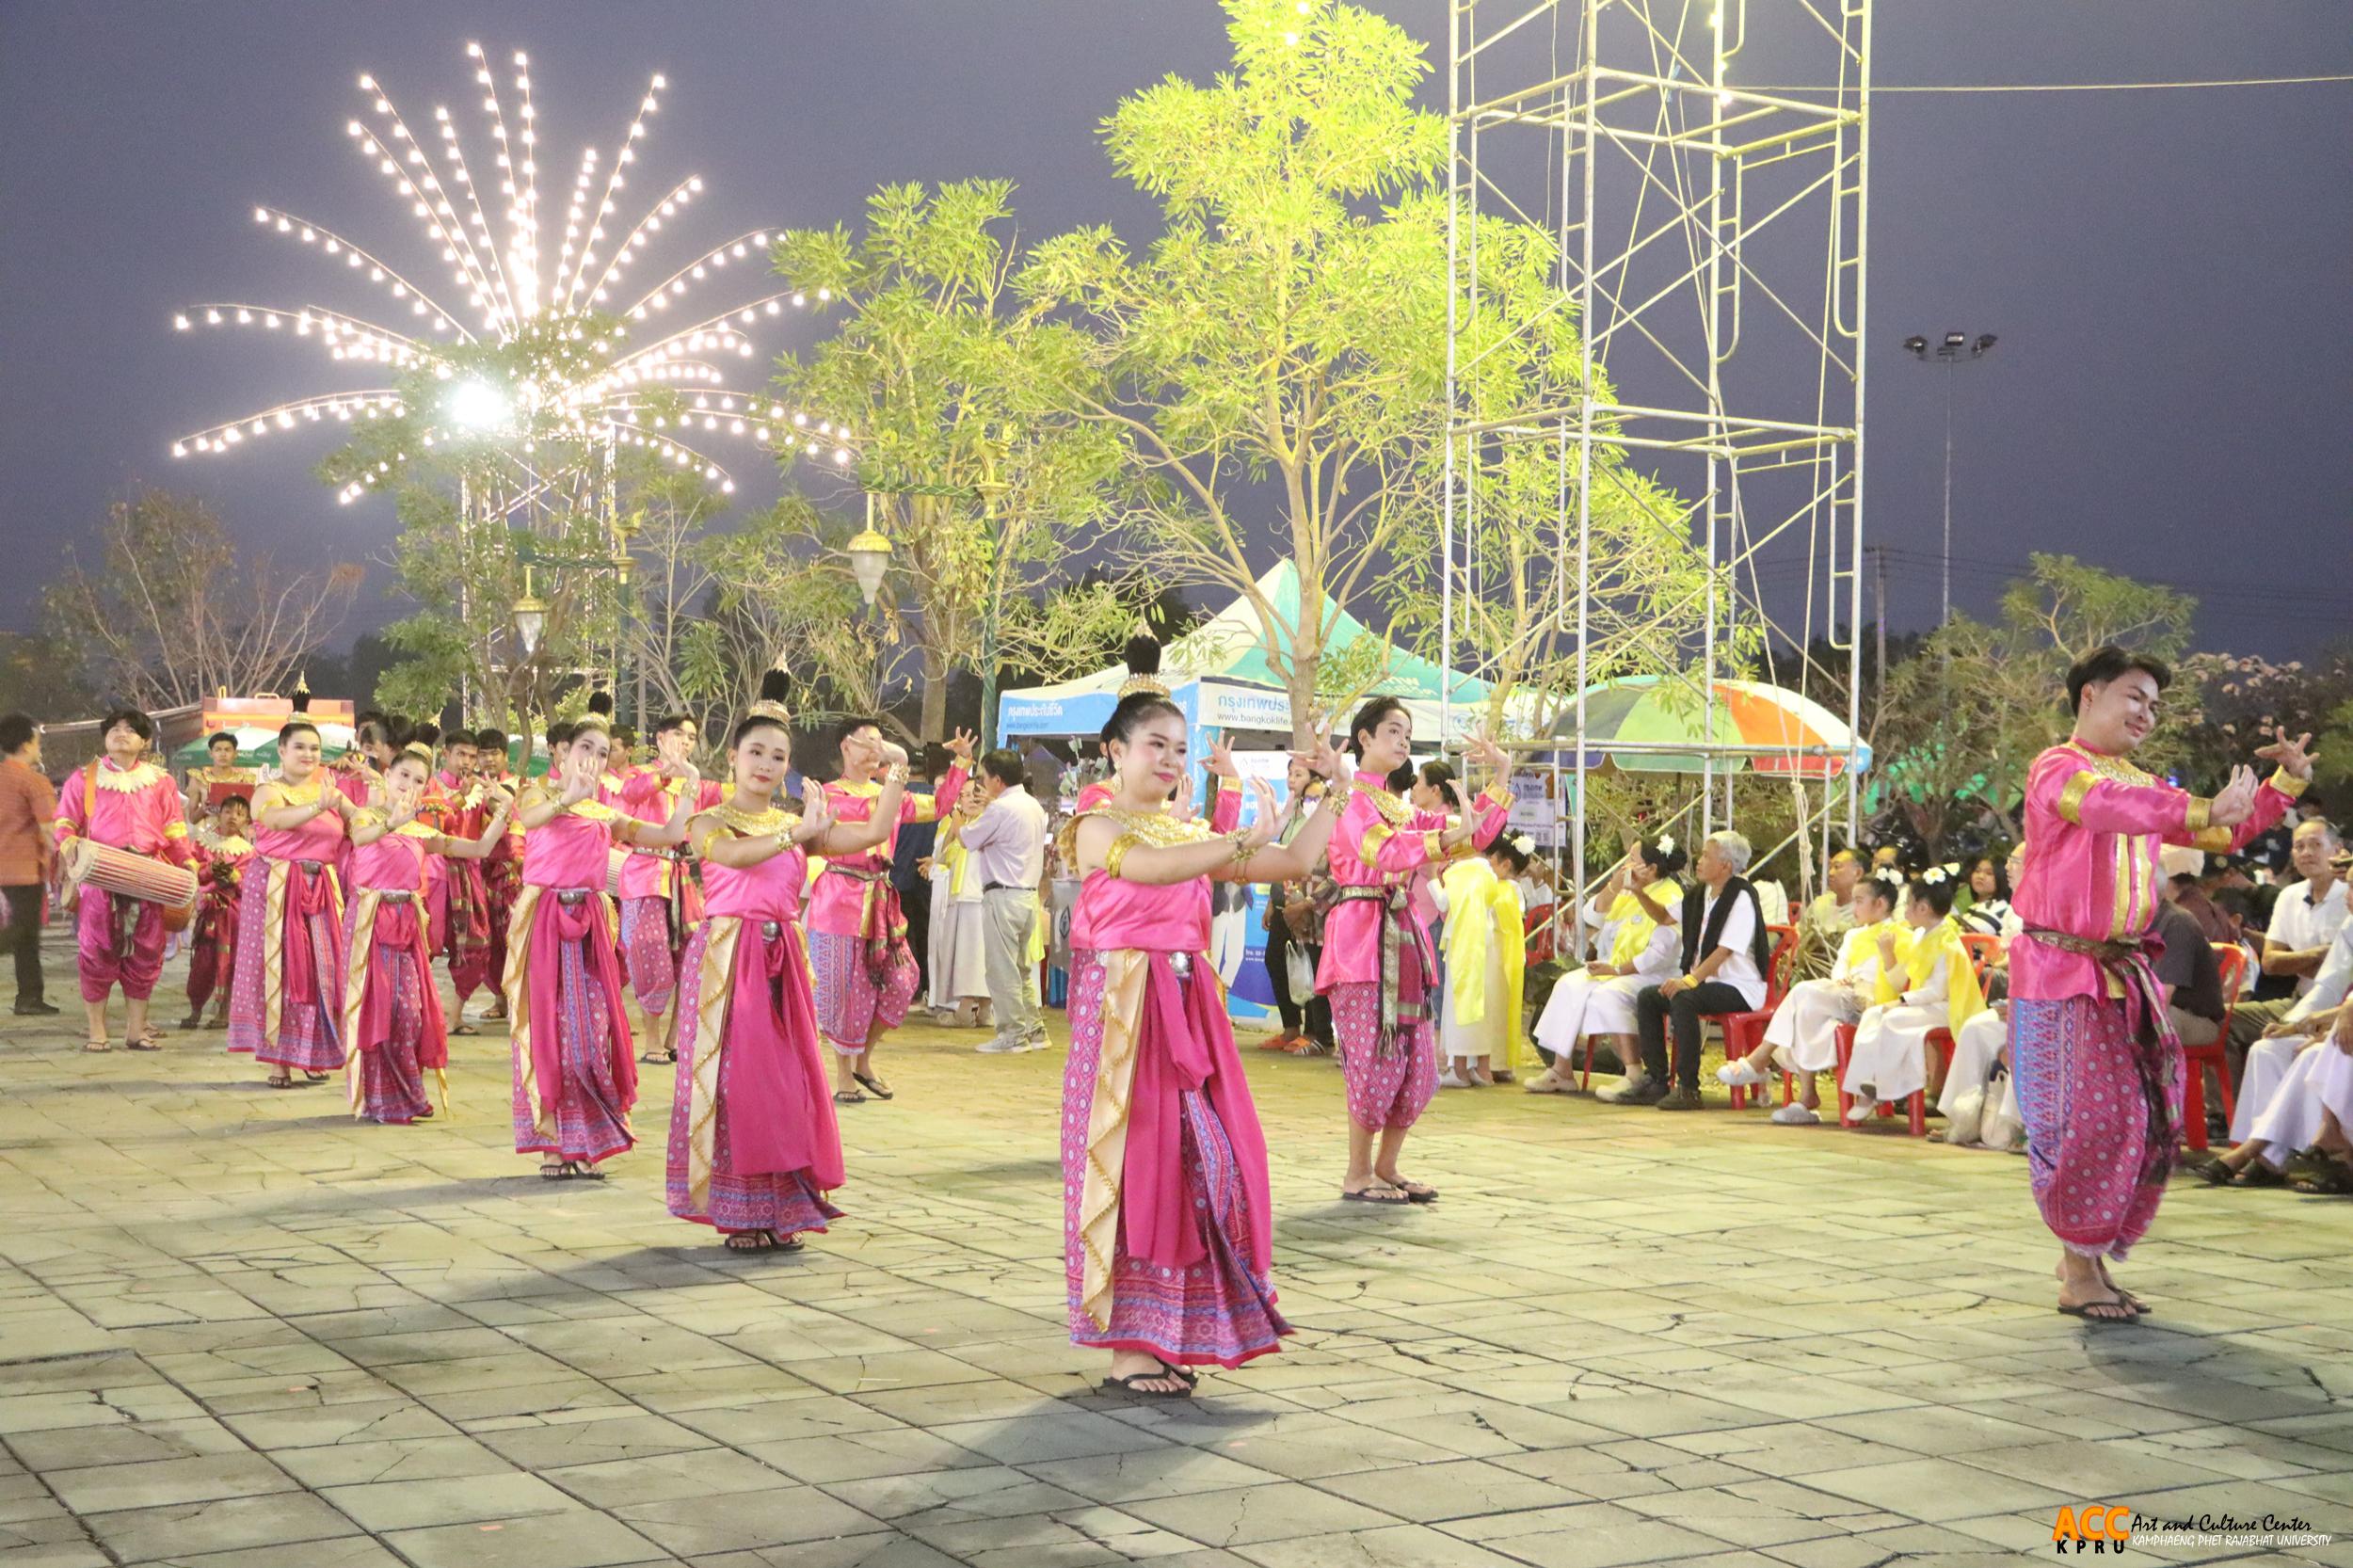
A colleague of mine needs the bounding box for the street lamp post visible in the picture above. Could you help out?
[854,439,1015,752]
[1901,331,1996,628]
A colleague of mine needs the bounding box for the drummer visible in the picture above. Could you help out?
[55,709,195,1053]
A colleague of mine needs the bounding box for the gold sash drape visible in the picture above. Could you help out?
[683,917,748,1211]
[1077,948,1152,1332]
[503,884,556,1146]
[341,888,384,1118]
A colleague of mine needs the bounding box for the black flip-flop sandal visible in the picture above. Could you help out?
[1385,1179,1438,1204]
[83,1040,112,1054]
[640,1048,677,1064]
[127,1035,162,1052]
[568,1161,606,1181]
[264,1074,298,1089]
[852,1071,893,1100]
[1340,1184,1410,1204]
[833,1088,866,1105]
[2057,1299,2139,1324]
[450,1023,480,1037]
[2233,1162,2287,1188]
[304,1070,330,1082]
[2179,1151,2235,1185]
[1101,1370,1194,1399]
[2291,1161,2353,1195]
[540,1161,573,1180]
[724,1230,776,1252]
[1154,1359,1199,1386]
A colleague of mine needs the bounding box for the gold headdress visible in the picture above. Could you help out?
[746,665,793,726]
[1116,632,1170,701]
[400,741,435,764]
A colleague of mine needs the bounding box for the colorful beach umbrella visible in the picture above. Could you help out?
[1547,676,1870,777]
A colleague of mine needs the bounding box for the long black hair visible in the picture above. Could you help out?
[1964,853,2012,903]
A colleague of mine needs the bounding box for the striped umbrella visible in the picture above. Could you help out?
[1549,676,1870,777]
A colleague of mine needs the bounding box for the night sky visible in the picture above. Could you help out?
[1,2,2345,665]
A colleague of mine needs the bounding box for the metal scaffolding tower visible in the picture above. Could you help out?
[1444,0,1873,934]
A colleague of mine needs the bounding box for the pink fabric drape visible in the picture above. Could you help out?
[526,893,638,1121]
[1122,954,1273,1280]
[719,925,845,1190]
[356,901,450,1072]
[282,864,339,1017]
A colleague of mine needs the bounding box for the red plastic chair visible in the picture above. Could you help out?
[2183,944,2245,1152]
[1721,924,1800,1110]
[1833,937,1993,1135]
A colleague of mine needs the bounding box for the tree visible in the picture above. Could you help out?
[769,180,1137,743]
[1874,553,2201,853]
[1021,0,1710,741]
[41,488,360,712]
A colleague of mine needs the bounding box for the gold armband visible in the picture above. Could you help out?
[2271,768,2310,801]
[1225,828,1254,870]
[1105,832,1143,881]
[884,762,909,787]
[1423,831,1445,860]
[2184,795,2212,833]
[2055,771,2099,825]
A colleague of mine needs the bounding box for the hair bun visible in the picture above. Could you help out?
[407,720,440,751]
[587,691,615,718]
[1124,634,1160,679]
[759,666,792,706]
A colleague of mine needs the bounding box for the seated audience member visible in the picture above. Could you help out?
[1839,870,1986,1124]
[1938,847,2031,1147]
[1525,835,1688,1092]
[1794,847,1865,981]
[2186,919,2353,1186]
[1717,869,1904,1126]
[1954,853,2013,936]
[2233,817,2346,1035]
[1612,830,1772,1111]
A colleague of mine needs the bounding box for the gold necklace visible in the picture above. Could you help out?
[1089,805,1211,847]
[713,801,797,837]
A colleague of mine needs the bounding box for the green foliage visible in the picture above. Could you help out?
[769,180,1134,741]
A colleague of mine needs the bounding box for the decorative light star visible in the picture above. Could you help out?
[169,42,857,507]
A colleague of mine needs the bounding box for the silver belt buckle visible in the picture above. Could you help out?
[556,889,590,907]
[1168,952,1193,980]
[379,890,412,904]
[760,920,782,940]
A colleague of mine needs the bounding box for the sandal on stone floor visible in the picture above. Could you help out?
[852,1070,893,1100]
[304,1070,330,1082]
[640,1048,677,1064]
[1384,1178,1438,1203]
[568,1161,606,1181]
[540,1160,573,1180]
[127,1035,162,1052]
[2291,1160,2353,1196]
[264,1074,298,1089]
[1340,1182,1410,1204]
[2057,1297,2139,1325]
[725,1230,777,1251]
[83,1038,111,1053]
[1101,1369,1194,1399]
[833,1088,866,1105]
[449,1022,479,1037]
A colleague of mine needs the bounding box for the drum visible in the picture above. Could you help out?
[66,840,200,932]
[607,846,629,901]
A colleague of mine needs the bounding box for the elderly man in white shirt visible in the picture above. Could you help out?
[2229,819,2348,1054]
[957,748,1051,1054]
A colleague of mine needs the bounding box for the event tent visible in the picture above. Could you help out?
[1545,675,1871,777]
[997,562,1495,744]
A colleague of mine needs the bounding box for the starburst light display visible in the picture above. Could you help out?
[169,41,856,512]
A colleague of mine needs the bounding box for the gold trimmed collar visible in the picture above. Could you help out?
[94,760,167,793]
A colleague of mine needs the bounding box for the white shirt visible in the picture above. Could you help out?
[956,784,1048,891]
[2265,876,2350,995]
[1701,887,1768,1009]
[2285,921,2353,1024]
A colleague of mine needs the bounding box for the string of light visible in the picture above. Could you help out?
[170,42,857,505]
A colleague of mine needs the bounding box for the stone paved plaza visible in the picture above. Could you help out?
[4,933,2352,1568]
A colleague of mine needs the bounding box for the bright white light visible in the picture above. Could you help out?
[445,377,513,430]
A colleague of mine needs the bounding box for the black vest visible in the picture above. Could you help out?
[1678,875,1774,977]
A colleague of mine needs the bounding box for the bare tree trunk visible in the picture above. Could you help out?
[920,643,950,744]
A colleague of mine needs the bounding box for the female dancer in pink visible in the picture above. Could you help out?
[505,710,697,1179]
[342,744,512,1125]
[619,712,724,1066]
[54,709,193,1053]
[664,673,907,1251]
[1317,698,1513,1204]
[1064,689,1348,1397]
[231,714,355,1088]
[807,721,972,1102]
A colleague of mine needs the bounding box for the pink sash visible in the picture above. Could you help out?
[282,861,338,1015]
[525,892,638,1120]
[1122,953,1273,1278]
[355,900,450,1071]
[719,923,845,1189]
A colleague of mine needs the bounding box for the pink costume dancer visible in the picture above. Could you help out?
[1063,835,1288,1368]
[54,756,192,1015]
[341,819,448,1125]
[1317,773,1509,1143]
[227,775,348,1077]
[616,764,722,1036]
[806,743,966,1058]
[504,792,651,1171]
[2011,743,2297,1261]
[664,799,845,1244]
